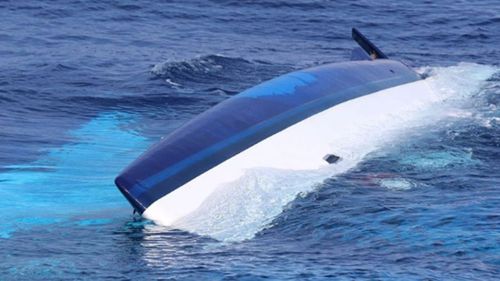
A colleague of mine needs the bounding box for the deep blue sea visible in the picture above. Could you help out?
[1,0,499,280]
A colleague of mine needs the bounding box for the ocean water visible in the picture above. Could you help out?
[0,0,499,280]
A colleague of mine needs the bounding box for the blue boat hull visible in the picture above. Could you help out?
[115,59,421,214]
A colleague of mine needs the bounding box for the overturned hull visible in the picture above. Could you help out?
[115,30,429,227]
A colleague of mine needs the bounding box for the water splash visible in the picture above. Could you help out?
[417,62,498,102]
[172,63,498,242]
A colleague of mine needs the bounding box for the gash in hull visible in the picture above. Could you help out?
[115,29,431,226]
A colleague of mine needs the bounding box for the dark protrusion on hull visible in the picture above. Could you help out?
[352,28,388,59]
[323,154,341,164]
[350,47,372,61]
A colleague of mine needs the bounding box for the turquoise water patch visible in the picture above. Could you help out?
[238,72,316,98]
[0,112,150,238]
[16,217,65,225]
[0,228,13,239]
[399,149,478,170]
[77,218,114,226]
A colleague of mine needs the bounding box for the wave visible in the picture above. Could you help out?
[150,54,290,93]
[151,55,251,83]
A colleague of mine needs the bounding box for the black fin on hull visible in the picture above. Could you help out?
[352,28,388,59]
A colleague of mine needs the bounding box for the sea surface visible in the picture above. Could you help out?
[0,0,499,280]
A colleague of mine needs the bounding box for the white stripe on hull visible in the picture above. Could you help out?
[143,79,434,226]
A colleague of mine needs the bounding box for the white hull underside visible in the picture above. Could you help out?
[143,79,434,227]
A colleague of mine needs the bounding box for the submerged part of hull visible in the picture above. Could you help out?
[115,59,420,214]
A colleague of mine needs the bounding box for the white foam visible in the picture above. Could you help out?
[399,149,477,170]
[149,63,498,242]
[379,178,416,191]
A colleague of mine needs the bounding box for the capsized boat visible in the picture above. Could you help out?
[115,28,430,226]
